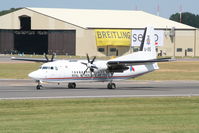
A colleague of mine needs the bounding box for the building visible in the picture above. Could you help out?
[0,7,198,56]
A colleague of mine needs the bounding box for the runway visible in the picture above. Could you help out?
[0,79,199,100]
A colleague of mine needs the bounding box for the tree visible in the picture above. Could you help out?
[0,8,21,16]
[169,12,199,28]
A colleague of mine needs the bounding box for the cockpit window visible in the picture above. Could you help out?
[41,66,55,70]
[42,66,48,69]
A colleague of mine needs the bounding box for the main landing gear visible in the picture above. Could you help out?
[68,82,76,88]
[107,83,116,89]
[107,72,116,89]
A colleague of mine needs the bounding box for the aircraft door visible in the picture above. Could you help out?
[53,66,66,78]
[45,66,56,78]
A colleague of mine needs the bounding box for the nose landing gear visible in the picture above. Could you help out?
[36,84,43,90]
[36,80,42,90]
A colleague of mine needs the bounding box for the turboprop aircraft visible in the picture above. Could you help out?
[12,27,173,90]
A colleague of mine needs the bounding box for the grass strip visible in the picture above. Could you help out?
[136,61,199,80]
[0,97,199,133]
[0,63,42,79]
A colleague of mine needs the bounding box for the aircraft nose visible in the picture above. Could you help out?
[28,71,41,79]
[28,71,36,79]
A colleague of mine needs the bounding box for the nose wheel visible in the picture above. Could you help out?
[36,80,42,90]
[68,83,76,88]
[36,85,43,90]
[107,83,116,89]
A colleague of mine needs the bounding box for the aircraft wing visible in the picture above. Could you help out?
[11,54,55,62]
[107,58,174,72]
[11,57,52,62]
[107,58,174,65]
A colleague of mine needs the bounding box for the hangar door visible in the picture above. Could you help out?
[0,30,14,54]
[14,30,48,54]
[48,30,76,55]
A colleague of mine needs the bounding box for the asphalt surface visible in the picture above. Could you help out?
[0,80,199,100]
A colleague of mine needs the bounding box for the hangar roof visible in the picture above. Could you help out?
[0,7,196,30]
[26,7,196,30]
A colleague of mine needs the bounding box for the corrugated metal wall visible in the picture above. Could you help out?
[48,30,76,55]
[0,30,14,54]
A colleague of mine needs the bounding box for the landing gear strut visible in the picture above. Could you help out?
[107,83,116,89]
[68,83,76,88]
[36,80,42,90]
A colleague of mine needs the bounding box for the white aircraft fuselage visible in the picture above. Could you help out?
[29,60,159,83]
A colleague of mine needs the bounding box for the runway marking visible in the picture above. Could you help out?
[1,94,199,100]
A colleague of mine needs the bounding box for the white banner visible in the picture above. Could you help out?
[131,30,164,47]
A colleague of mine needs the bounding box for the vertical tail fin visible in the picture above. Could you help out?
[108,26,157,62]
[139,26,156,58]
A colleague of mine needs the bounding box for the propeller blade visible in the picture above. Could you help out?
[92,66,98,69]
[83,54,97,77]
[91,56,96,64]
[83,67,89,75]
[81,62,87,66]
[51,53,55,62]
[86,54,90,63]
[44,53,49,62]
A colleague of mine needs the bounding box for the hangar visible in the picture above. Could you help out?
[0,7,198,56]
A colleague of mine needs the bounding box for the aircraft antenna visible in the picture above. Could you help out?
[179,5,182,23]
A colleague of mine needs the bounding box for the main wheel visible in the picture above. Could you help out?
[72,83,76,88]
[68,83,72,88]
[68,83,76,88]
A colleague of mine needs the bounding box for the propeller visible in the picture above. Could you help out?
[44,53,55,62]
[81,54,98,76]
